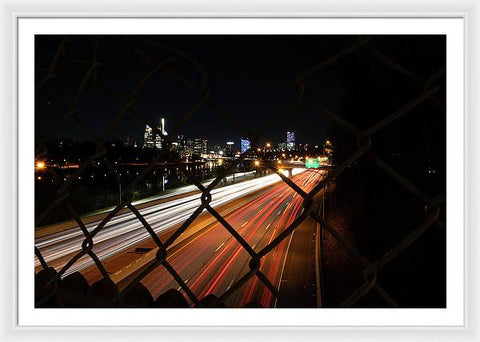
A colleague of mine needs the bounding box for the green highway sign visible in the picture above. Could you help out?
[305,158,320,168]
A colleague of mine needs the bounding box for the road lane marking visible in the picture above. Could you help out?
[267,229,277,245]
[274,229,295,308]
[214,242,225,253]
[258,208,263,213]
[277,211,282,216]
[177,277,191,291]
[241,221,249,228]
[265,223,271,230]
[226,277,237,292]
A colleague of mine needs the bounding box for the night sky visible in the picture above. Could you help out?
[35,35,445,150]
[34,35,361,147]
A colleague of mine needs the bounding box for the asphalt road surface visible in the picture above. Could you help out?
[35,169,305,278]
[139,170,324,307]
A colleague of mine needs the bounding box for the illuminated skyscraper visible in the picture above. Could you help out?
[193,138,208,156]
[143,117,167,149]
[286,131,295,151]
[143,125,154,149]
[226,141,234,157]
[240,138,251,153]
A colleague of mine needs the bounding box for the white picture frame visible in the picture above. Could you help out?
[1,1,478,341]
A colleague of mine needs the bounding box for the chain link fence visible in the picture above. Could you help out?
[34,35,446,308]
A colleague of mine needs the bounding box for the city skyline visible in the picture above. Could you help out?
[34,35,334,146]
[97,116,311,157]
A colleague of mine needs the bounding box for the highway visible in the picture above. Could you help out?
[139,170,324,307]
[35,169,306,279]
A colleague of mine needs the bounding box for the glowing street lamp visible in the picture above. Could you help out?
[36,161,46,169]
[254,160,260,167]
[277,160,282,164]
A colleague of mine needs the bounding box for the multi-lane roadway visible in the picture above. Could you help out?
[35,169,324,307]
[139,170,323,307]
[35,169,305,277]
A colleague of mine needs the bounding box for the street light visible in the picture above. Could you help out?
[254,160,260,167]
[277,160,282,164]
[36,161,46,169]
[266,142,271,148]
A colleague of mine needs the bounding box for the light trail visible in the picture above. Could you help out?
[138,170,325,307]
[35,169,306,278]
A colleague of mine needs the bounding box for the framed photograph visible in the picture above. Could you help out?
[1,1,478,341]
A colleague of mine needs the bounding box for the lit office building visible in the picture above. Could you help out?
[143,117,167,149]
[143,125,154,149]
[240,138,251,153]
[226,141,234,157]
[286,131,295,151]
[193,138,208,156]
[171,142,179,152]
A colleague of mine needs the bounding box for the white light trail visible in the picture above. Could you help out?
[35,169,306,277]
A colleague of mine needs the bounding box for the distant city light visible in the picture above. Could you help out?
[36,161,46,169]
[240,138,251,154]
[286,131,295,151]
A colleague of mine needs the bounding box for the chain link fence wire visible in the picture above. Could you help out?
[34,35,446,308]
